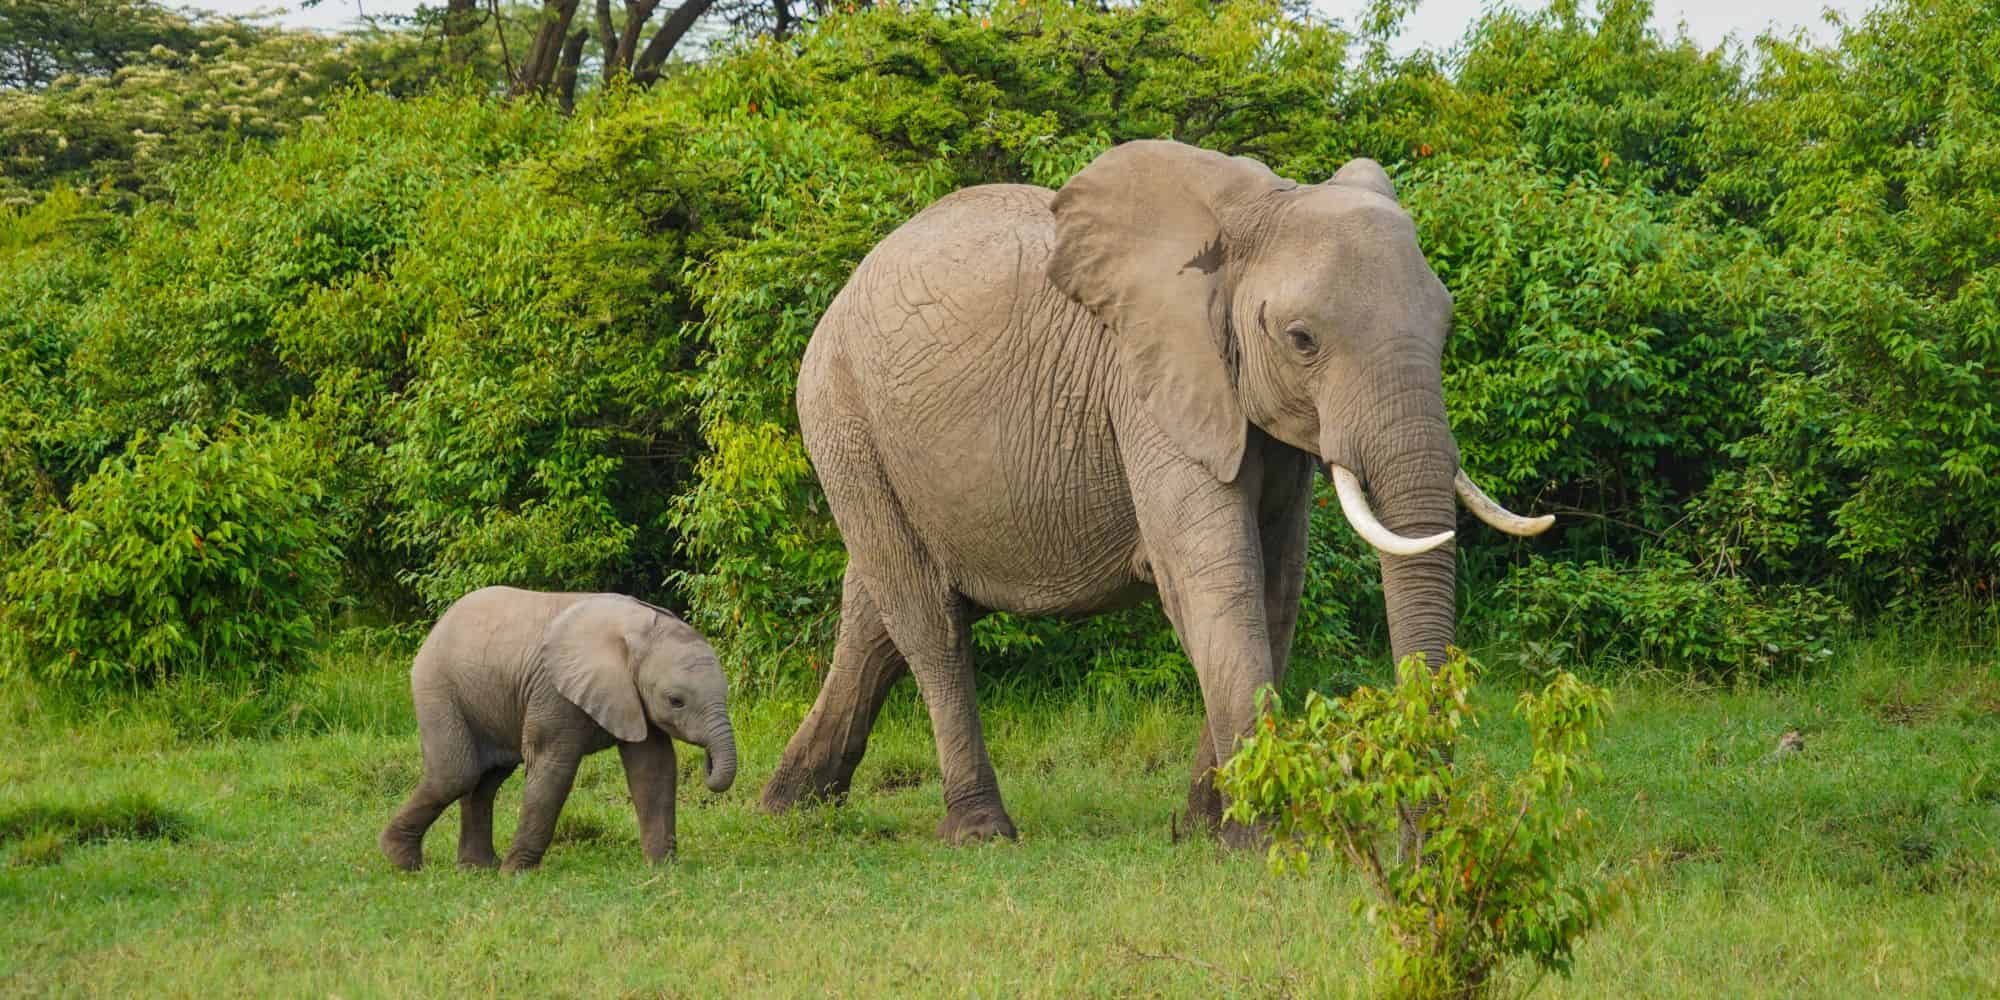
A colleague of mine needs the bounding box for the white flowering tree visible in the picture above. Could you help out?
[0,2,466,206]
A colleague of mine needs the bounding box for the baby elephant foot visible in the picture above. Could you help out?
[937,802,1018,844]
[379,827,423,871]
[457,851,500,870]
[499,852,543,874]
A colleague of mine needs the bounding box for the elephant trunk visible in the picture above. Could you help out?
[1327,360,1459,677]
[701,708,737,792]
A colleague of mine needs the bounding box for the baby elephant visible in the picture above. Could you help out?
[379,587,737,872]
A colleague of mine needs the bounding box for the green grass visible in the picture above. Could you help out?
[3,626,1998,997]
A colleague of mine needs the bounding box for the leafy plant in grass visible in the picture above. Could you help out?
[1220,650,1615,1000]
[1,418,341,688]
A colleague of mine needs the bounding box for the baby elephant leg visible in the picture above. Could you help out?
[501,746,583,873]
[381,711,484,871]
[456,764,517,869]
[618,735,678,863]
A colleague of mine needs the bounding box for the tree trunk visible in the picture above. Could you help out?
[594,0,619,70]
[556,27,588,112]
[512,0,582,97]
[612,0,664,79]
[630,0,718,85]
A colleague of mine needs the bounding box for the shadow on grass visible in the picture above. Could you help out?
[0,793,188,866]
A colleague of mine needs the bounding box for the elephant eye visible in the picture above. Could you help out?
[668,695,686,709]
[1286,324,1319,357]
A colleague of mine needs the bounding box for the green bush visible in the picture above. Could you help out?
[1220,650,1618,999]
[1687,0,2000,602]
[0,0,515,209]
[1490,554,1848,680]
[1410,159,1790,535]
[1,419,342,687]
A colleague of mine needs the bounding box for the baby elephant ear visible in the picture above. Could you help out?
[540,596,655,743]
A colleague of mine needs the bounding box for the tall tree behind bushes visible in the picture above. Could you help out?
[1,0,1993,691]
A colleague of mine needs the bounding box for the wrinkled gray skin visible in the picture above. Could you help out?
[380,587,736,872]
[762,140,1463,844]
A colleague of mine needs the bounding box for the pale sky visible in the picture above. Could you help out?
[199,0,1877,55]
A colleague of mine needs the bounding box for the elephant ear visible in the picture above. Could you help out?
[539,596,656,743]
[1330,157,1397,200]
[1047,140,1295,483]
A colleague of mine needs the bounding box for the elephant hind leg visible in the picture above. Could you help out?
[456,764,516,869]
[762,566,908,813]
[888,589,1014,844]
[381,710,486,871]
[793,412,1013,843]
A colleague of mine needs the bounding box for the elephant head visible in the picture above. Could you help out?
[1048,140,1550,674]
[540,596,737,792]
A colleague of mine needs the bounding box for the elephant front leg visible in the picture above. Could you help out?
[1128,454,1277,847]
[1186,449,1315,833]
[619,735,678,863]
[502,745,583,873]
[762,568,909,813]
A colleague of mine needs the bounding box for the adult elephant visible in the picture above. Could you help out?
[761,140,1552,842]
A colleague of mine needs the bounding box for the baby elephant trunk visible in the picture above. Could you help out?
[701,709,737,792]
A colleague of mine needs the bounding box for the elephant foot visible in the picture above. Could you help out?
[1183,776,1225,837]
[937,802,1018,844]
[1218,817,1270,852]
[499,855,542,874]
[1180,777,1266,850]
[457,851,500,870]
[379,828,423,872]
[760,758,854,815]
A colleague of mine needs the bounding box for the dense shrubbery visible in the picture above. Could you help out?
[1492,554,1848,681]
[0,420,341,686]
[1,0,1994,690]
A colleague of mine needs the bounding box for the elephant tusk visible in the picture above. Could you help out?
[1329,465,1455,556]
[1454,469,1555,537]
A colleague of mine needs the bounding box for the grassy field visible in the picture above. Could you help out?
[4,625,1998,998]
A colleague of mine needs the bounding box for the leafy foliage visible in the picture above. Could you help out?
[1220,650,1618,999]
[1688,0,2000,599]
[1491,554,1849,680]
[1,419,342,686]
[0,0,1995,693]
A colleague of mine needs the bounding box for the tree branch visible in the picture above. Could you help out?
[594,0,618,70]
[631,0,717,85]
[488,0,516,85]
[556,26,588,111]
